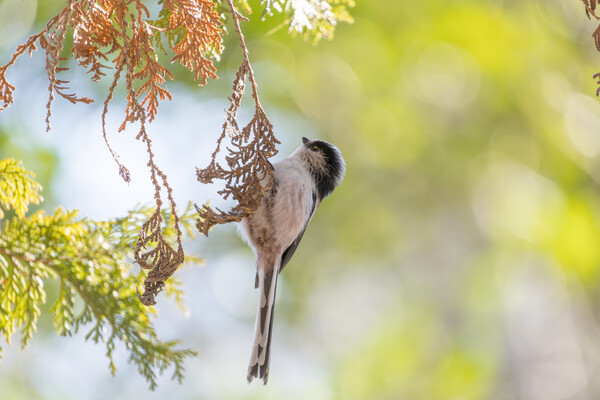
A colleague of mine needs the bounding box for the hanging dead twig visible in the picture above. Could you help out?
[582,0,600,96]
[195,0,279,235]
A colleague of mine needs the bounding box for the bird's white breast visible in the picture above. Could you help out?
[270,157,315,248]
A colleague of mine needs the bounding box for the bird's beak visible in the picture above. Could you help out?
[302,137,309,144]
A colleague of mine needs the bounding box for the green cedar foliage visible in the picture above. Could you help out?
[0,159,43,219]
[0,158,199,390]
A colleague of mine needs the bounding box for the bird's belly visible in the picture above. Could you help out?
[271,181,312,246]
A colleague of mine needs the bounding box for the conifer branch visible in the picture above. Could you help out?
[0,160,199,389]
[0,0,223,305]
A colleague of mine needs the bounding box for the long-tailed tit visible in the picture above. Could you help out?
[240,137,346,384]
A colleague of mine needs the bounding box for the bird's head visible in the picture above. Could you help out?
[295,137,346,199]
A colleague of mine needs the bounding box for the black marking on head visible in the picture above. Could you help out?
[304,140,345,200]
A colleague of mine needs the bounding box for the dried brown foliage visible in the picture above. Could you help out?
[582,0,600,95]
[195,0,279,235]
[0,0,224,306]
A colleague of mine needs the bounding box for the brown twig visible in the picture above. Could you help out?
[195,0,279,235]
[582,0,600,96]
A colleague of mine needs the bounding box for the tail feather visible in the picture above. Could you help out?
[248,268,278,384]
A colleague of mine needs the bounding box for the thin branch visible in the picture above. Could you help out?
[226,0,261,104]
[194,0,279,235]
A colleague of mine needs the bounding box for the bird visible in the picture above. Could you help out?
[240,136,345,384]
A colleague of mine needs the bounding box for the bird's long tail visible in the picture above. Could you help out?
[247,268,279,384]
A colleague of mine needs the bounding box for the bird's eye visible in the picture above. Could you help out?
[311,145,319,151]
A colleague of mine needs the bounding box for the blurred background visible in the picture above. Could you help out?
[2,0,600,398]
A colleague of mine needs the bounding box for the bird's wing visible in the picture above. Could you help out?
[278,191,318,273]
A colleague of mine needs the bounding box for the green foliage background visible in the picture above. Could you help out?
[2,0,600,399]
